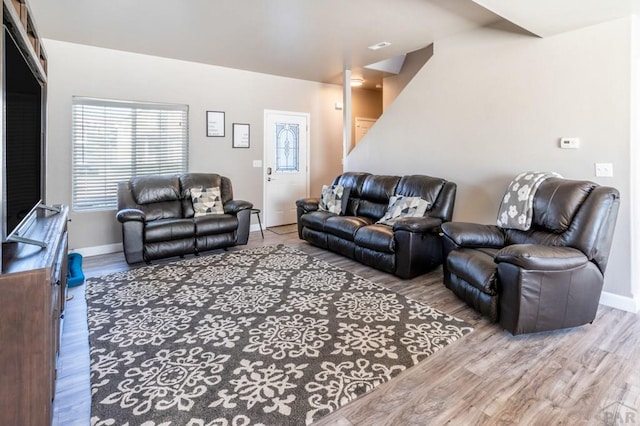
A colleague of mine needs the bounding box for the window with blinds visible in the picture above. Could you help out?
[72,97,188,212]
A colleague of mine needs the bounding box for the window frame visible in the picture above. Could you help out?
[71,97,189,212]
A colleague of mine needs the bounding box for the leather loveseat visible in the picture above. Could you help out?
[441,177,620,335]
[296,172,456,279]
[116,173,252,264]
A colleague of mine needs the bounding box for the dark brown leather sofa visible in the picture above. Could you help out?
[296,172,456,279]
[116,173,252,264]
[441,177,620,335]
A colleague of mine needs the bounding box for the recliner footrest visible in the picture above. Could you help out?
[446,247,499,295]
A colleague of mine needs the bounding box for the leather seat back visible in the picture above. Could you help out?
[396,175,456,222]
[179,173,233,218]
[332,172,370,216]
[356,175,400,220]
[329,172,457,223]
[130,174,182,220]
[503,178,620,273]
[395,175,444,203]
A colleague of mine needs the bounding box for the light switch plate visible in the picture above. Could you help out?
[252,160,262,168]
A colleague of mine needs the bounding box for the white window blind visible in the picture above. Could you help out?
[72,97,188,212]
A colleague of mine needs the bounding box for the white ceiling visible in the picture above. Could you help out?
[27,0,640,90]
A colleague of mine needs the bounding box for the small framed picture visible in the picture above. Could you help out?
[232,123,250,148]
[206,111,225,137]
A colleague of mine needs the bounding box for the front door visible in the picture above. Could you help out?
[264,110,309,227]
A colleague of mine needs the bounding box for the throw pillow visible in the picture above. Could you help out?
[377,195,430,225]
[318,184,350,215]
[190,187,224,217]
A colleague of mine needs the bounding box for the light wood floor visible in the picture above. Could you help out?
[52,229,640,425]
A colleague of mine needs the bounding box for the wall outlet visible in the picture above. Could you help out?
[559,137,580,149]
[595,163,613,177]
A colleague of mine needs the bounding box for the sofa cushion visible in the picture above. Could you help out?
[194,214,238,235]
[300,210,334,232]
[354,224,395,253]
[191,187,224,216]
[377,195,430,225]
[131,174,181,205]
[446,247,500,295]
[324,216,373,241]
[145,218,195,243]
[140,201,183,221]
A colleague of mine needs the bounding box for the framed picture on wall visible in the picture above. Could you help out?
[206,111,225,137]
[232,123,250,148]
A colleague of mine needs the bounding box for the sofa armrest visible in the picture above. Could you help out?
[296,197,320,212]
[393,218,444,279]
[441,222,505,248]
[224,199,253,214]
[116,208,145,223]
[392,216,442,233]
[495,244,588,271]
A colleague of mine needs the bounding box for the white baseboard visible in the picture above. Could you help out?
[70,243,123,258]
[599,291,640,313]
[250,224,263,233]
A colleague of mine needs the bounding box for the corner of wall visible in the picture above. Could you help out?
[629,14,640,306]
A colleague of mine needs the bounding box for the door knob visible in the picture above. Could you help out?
[267,167,272,175]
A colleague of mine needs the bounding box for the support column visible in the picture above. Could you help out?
[342,68,352,169]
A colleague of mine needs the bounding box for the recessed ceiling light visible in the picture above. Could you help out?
[368,41,391,51]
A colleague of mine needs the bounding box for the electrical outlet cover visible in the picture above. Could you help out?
[595,163,613,177]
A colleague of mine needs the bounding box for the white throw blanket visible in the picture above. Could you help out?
[496,171,562,230]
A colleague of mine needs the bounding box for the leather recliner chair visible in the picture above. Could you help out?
[440,177,620,335]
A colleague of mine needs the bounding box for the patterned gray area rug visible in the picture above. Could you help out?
[87,244,473,425]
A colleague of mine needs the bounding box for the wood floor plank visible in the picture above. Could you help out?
[52,229,640,425]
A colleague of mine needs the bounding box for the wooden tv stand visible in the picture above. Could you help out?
[0,205,69,425]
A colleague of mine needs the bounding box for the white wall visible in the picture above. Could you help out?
[43,40,344,251]
[346,18,636,303]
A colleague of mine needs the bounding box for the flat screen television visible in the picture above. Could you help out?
[2,25,45,244]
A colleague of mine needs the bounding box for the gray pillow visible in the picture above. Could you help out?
[190,187,224,216]
[318,184,350,215]
[377,195,430,225]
